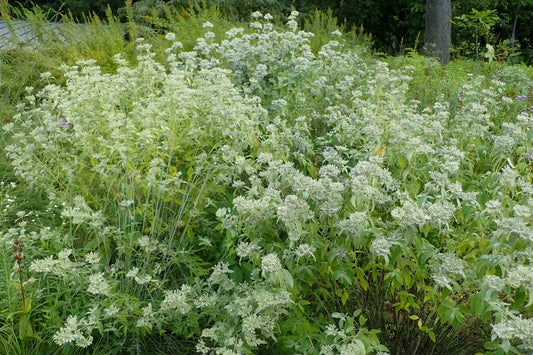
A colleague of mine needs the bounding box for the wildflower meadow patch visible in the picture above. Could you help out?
[2,9,533,355]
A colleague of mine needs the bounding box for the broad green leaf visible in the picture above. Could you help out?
[283,268,294,289]
[398,155,408,169]
[356,268,368,291]
[470,293,485,316]
[428,331,436,343]
[19,314,33,339]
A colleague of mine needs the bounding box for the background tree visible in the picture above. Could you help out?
[13,0,124,20]
[423,0,451,63]
[9,0,533,63]
[452,8,499,62]
[454,0,533,63]
[295,0,426,54]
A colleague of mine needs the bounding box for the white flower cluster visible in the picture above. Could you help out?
[425,200,456,227]
[236,241,261,259]
[29,248,76,275]
[160,286,192,314]
[242,313,274,346]
[505,265,533,289]
[126,266,154,285]
[136,303,155,329]
[261,253,282,273]
[11,5,533,353]
[293,243,316,261]
[233,191,280,228]
[429,252,467,289]
[350,158,397,207]
[492,316,533,344]
[277,194,314,243]
[53,315,93,348]
[337,212,369,236]
[208,262,235,291]
[61,195,104,229]
[495,216,533,242]
[199,281,292,354]
[6,41,266,250]
[84,251,100,265]
[371,235,392,259]
[391,200,430,228]
[483,274,506,293]
[87,272,111,296]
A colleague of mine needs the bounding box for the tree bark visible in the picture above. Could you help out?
[423,0,451,64]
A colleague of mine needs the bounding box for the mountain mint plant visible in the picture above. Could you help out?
[2,9,533,355]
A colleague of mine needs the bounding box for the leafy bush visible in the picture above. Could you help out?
[3,7,533,355]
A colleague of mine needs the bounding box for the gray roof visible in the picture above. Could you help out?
[1,20,39,48]
[0,20,85,49]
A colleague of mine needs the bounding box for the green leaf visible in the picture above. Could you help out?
[398,155,408,169]
[428,330,436,343]
[331,312,346,320]
[376,345,390,352]
[402,267,413,288]
[283,269,294,289]
[23,297,32,313]
[458,303,472,316]
[526,288,533,308]
[345,317,355,333]
[527,128,533,143]
[341,289,349,306]
[354,340,366,354]
[230,266,243,284]
[484,341,502,350]
[19,314,33,339]
[356,268,368,291]
[333,268,353,286]
[502,339,511,353]
[514,287,526,308]
[470,293,485,316]
[350,195,357,208]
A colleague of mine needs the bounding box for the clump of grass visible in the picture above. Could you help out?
[145,1,238,52]
[389,53,512,115]
[303,8,371,54]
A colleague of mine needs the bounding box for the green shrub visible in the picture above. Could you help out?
[3,6,533,355]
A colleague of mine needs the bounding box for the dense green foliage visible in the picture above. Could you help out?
[13,0,125,19]
[10,0,533,63]
[1,2,533,355]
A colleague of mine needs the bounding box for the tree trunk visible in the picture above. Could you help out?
[423,0,451,64]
